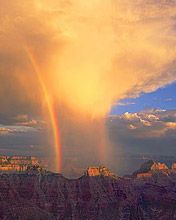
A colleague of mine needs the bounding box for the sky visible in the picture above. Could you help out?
[0,0,176,175]
[111,81,176,115]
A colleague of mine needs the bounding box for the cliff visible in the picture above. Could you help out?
[85,166,116,178]
[0,156,43,172]
[0,165,176,219]
[133,160,170,178]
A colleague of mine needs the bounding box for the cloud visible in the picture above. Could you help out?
[0,113,46,129]
[0,119,50,158]
[13,114,46,128]
[116,102,136,106]
[118,109,176,137]
[0,124,40,136]
[107,109,176,151]
[0,0,176,117]
[0,127,13,136]
[0,0,176,171]
[164,98,173,102]
[0,112,50,156]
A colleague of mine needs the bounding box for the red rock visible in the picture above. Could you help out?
[171,163,176,170]
[85,166,115,177]
[0,164,175,219]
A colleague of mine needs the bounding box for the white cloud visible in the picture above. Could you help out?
[117,102,136,106]
[108,109,176,138]
[164,98,173,102]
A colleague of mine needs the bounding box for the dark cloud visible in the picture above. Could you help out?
[0,0,176,173]
[107,109,176,155]
[0,113,50,157]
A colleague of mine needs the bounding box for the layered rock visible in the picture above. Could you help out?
[133,160,169,178]
[0,165,176,219]
[85,166,116,178]
[0,156,43,172]
[171,162,176,170]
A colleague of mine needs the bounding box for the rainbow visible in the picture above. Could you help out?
[25,47,61,172]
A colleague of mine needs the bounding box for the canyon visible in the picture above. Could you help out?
[0,156,46,172]
[0,161,176,219]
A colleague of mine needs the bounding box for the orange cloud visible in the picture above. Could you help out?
[0,0,176,170]
[1,0,176,117]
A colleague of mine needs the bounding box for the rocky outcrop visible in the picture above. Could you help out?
[26,164,46,174]
[133,160,169,178]
[0,156,41,172]
[85,166,116,178]
[171,162,176,170]
[136,172,153,178]
[0,166,176,219]
[150,162,168,171]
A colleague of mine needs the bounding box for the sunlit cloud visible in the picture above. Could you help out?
[0,127,13,136]
[0,0,176,170]
[0,125,39,136]
[108,109,176,139]
[0,0,176,117]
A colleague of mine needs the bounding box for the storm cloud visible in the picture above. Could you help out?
[0,0,176,171]
[0,0,176,116]
[107,109,176,155]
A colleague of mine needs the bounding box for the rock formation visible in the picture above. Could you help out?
[171,162,176,170]
[85,166,116,178]
[133,160,169,178]
[0,156,43,172]
[0,163,175,219]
